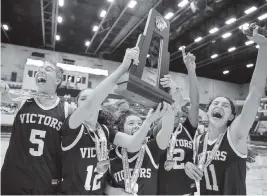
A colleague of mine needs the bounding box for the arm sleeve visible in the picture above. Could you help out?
[183,117,197,139]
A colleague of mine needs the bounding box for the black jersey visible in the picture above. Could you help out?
[157,118,197,195]
[59,116,116,195]
[108,139,164,195]
[197,129,247,195]
[1,97,67,193]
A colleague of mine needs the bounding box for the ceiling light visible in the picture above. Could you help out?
[57,16,63,23]
[223,70,229,75]
[55,35,60,41]
[107,0,114,2]
[128,0,137,8]
[258,13,267,20]
[100,10,107,18]
[245,40,254,45]
[256,45,259,49]
[209,27,219,34]
[179,46,185,51]
[244,6,257,14]
[164,12,174,20]
[194,37,202,42]
[211,54,218,59]
[59,0,64,7]
[85,41,91,47]
[178,0,189,8]
[147,54,150,58]
[246,64,254,68]
[2,24,9,31]
[222,32,232,38]
[225,18,236,25]
[239,23,249,30]
[228,47,236,52]
[93,25,99,32]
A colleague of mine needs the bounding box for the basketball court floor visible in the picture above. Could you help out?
[1,135,267,195]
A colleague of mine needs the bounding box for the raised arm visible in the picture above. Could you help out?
[69,47,140,129]
[113,103,167,151]
[230,25,267,144]
[182,47,199,127]
[156,103,175,150]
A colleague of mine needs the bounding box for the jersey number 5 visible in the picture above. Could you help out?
[84,165,103,191]
[29,129,46,156]
[204,164,219,191]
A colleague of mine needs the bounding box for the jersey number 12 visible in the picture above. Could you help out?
[84,165,103,191]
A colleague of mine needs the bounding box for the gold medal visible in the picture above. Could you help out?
[164,160,175,171]
[96,159,110,174]
[131,183,138,195]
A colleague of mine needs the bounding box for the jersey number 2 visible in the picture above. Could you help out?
[204,164,219,191]
[29,129,46,156]
[173,149,185,169]
[84,165,103,191]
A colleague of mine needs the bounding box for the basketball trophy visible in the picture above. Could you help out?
[115,8,173,108]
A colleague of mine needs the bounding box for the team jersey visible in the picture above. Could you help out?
[157,118,197,195]
[108,139,164,195]
[59,116,116,195]
[197,128,247,195]
[1,97,68,193]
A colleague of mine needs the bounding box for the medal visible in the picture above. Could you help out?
[164,124,182,171]
[122,145,145,195]
[96,159,110,174]
[164,160,175,171]
[85,123,110,174]
[131,183,138,195]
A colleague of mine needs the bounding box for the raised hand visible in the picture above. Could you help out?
[182,47,196,71]
[160,74,177,96]
[146,102,168,124]
[242,23,267,46]
[121,46,140,72]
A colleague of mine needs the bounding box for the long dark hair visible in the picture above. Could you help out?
[112,109,141,132]
[207,96,236,127]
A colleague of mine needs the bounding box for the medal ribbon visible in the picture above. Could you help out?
[8,89,55,101]
[85,123,108,162]
[166,124,182,161]
[197,130,226,170]
[122,145,146,194]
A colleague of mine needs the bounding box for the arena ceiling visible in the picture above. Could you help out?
[1,0,267,84]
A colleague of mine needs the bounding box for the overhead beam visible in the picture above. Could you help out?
[85,2,114,53]
[40,0,59,49]
[170,3,267,62]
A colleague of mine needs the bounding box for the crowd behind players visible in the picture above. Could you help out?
[0,24,266,195]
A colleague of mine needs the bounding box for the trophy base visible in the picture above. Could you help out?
[115,74,173,108]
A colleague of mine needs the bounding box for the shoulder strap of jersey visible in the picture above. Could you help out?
[145,145,159,169]
[182,124,193,141]
[61,125,84,151]
[64,102,69,119]
[227,127,247,158]
[101,124,110,138]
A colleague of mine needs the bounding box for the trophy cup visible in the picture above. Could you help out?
[115,8,173,108]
